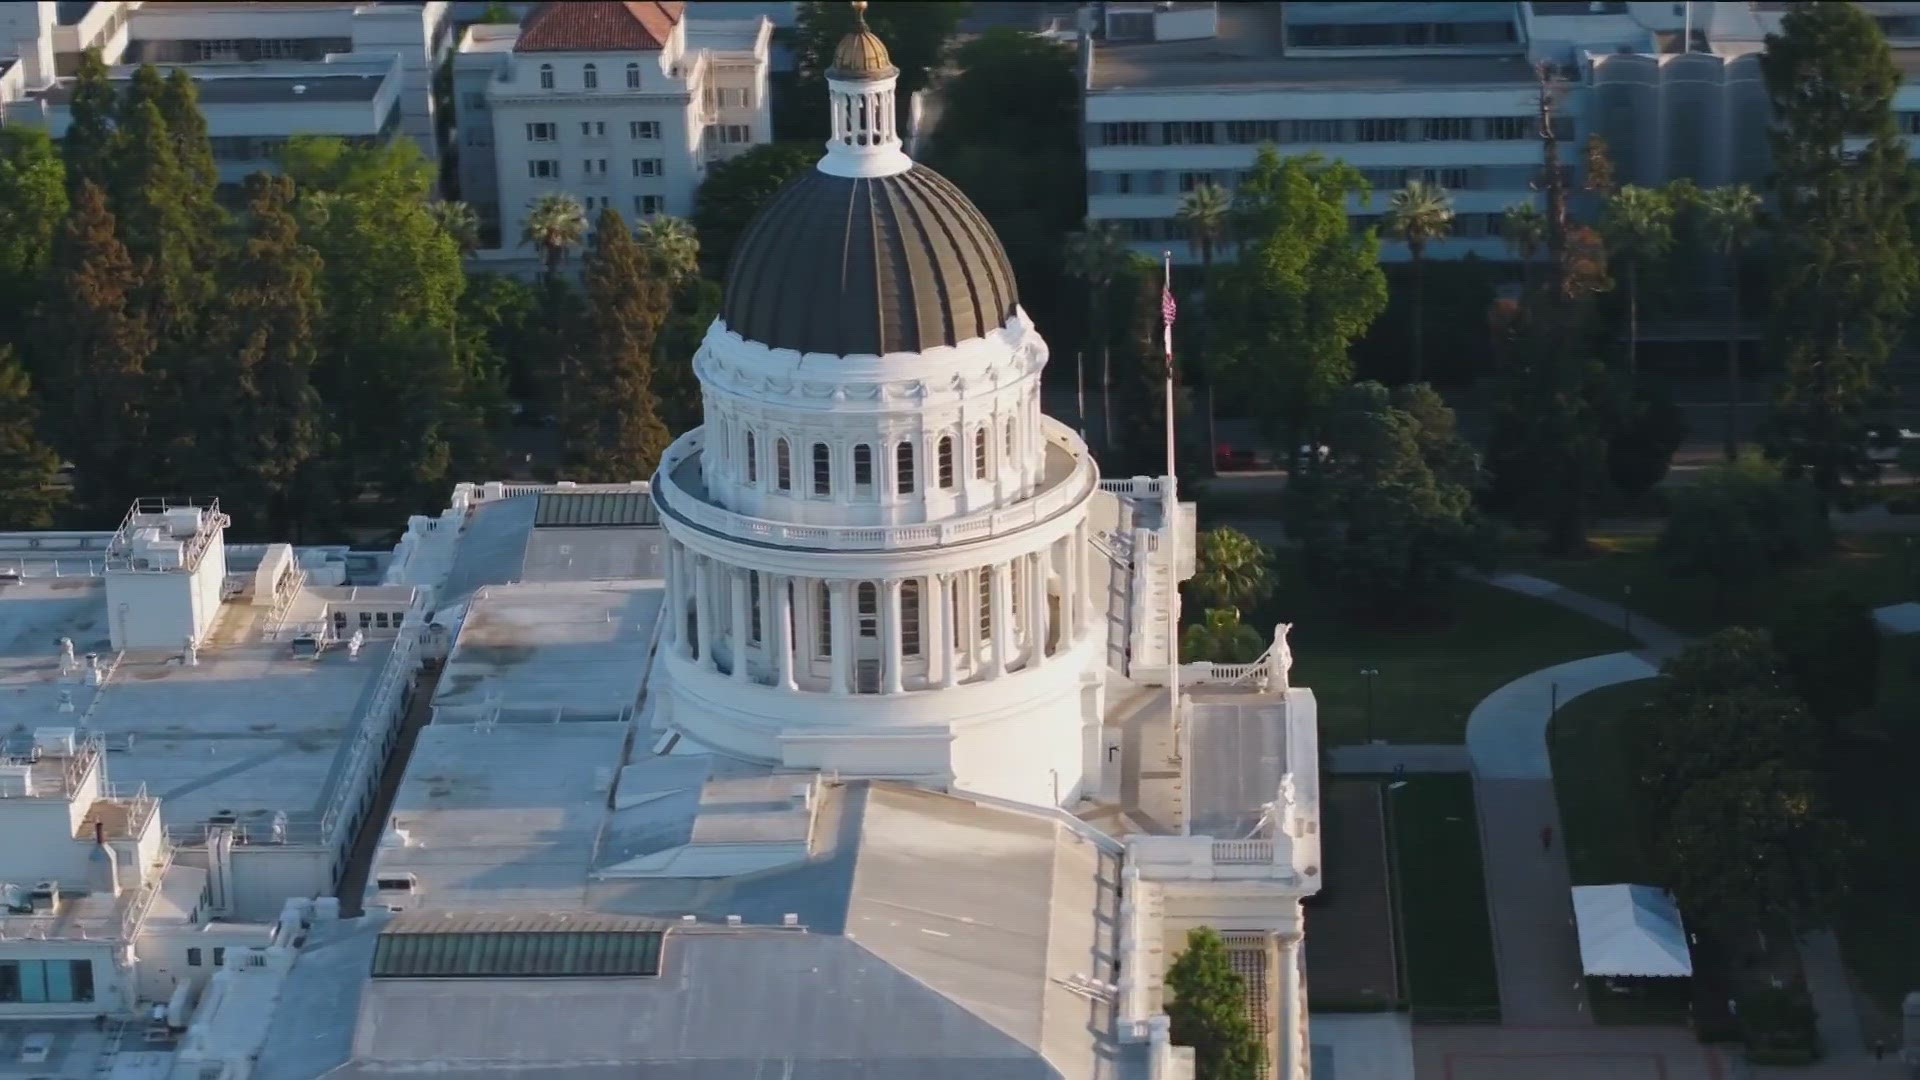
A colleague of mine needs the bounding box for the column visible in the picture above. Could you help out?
[934,573,958,689]
[989,562,1011,679]
[773,575,796,691]
[828,581,851,695]
[694,556,715,672]
[663,542,682,651]
[1061,534,1079,643]
[1077,522,1096,635]
[881,578,904,695]
[1028,550,1049,665]
[729,568,750,683]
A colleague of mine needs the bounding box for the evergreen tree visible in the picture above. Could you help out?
[202,174,325,537]
[0,346,65,529]
[1761,1,1918,501]
[0,128,68,350]
[63,48,118,195]
[42,182,157,517]
[158,69,225,258]
[1164,927,1264,1080]
[657,276,720,433]
[568,208,673,481]
[108,85,205,341]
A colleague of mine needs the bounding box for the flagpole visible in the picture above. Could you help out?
[1162,249,1187,833]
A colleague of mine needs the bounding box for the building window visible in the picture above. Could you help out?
[528,159,560,179]
[1100,121,1149,146]
[974,427,989,479]
[1423,117,1475,141]
[0,960,94,1003]
[902,580,921,657]
[583,63,598,90]
[635,195,665,216]
[187,948,203,967]
[582,158,609,178]
[626,62,641,89]
[375,612,390,628]
[630,120,660,140]
[1420,167,1472,189]
[853,444,873,491]
[1356,118,1406,143]
[776,438,791,492]
[213,948,227,967]
[937,435,955,489]
[812,442,832,497]
[196,39,240,60]
[1225,119,1282,144]
[1288,118,1343,143]
[634,158,664,177]
[978,568,992,640]
[526,122,556,142]
[749,573,762,644]
[581,120,605,138]
[895,441,915,494]
[463,92,486,111]
[538,63,554,89]
[1486,115,1530,140]
[1162,121,1215,145]
[857,583,878,639]
[1178,171,1213,193]
[817,584,832,656]
[745,432,757,483]
[718,124,751,144]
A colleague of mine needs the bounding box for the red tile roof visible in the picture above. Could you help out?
[517,1,685,53]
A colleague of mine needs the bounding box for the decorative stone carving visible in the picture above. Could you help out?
[1273,623,1293,691]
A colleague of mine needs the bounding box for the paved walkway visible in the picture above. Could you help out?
[1314,1013,1416,1080]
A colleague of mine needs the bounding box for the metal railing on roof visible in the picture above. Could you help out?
[0,734,102,801]
[104,497,229,574]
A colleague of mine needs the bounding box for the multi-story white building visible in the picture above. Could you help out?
[0,1,452,195]
[1085,1,1920,264]
[453,0,771,249]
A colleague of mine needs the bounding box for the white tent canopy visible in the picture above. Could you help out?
[1571,884,1693,978]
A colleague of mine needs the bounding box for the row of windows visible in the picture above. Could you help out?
[527,158,664,180]
[0,959,94,1004]
[1095,164,1510,197]
[329,610,407,632]
[536,61,647,91]
[1109,211,1509,243]
[704,86,753,110]
[1096,115,1555,148]
[740,428,1004,497]
[526,120,661,142]
[1286,20,1519,50]
[186,947,230,968]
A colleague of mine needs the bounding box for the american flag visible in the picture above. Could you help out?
[1161,272,1177,360]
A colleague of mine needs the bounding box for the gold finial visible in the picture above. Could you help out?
[852,0,868,27]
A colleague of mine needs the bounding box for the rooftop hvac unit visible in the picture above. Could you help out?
[0,764,33,797]
[164,506,205,538]
[32,727,76,758]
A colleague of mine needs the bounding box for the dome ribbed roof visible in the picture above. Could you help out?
[721,165,1020,357]
[829,28,895,79]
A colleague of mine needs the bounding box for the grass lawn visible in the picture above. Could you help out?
[1831,633,1920,1017]
[1517,532,1920,635]
[1271,573,1636,744]
[1547,678,1663,887]
[1388,775,1501,1022]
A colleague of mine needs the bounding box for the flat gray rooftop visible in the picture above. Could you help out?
[1188,694,1290,837]
[0,577,399,835]
[430,580,661,723]
[1089,2,1537,91]
[37,72,385,107]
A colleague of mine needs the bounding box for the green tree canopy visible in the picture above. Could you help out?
[0,346,65,529]
[568,207,673,481]
[1208,150,1387,450]
[521,190,588,277]
[1287,381,1490,622]
[1181,608,1266,664]
[1657,452,1831,614]
[63,48,118,194]
[1662,627,1788,698]
[0,128,68,345]
[1770,588,1880,731]
[1164,927,1264,1080]
[691,141,818,279]
[1657,760,1851,931]
[1761,0,1918,500]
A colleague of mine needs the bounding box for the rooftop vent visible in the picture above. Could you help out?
[292,83,307,95]
[782,913,799,927]
[726,914,742,927]
[681,914,696,924]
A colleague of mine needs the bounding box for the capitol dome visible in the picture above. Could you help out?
[720,165,1019,357]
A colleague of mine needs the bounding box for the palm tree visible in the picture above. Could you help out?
[1176,183,1230,272]
[1064,220,1131,447]
[521,192,587,278]
[1190,526,1274,613]
[1180,608,1266,664]
[1502,201,1547,291]
[1599,185,1675,382]
[1385,181,1454,384]
[429,200,481,257]
[634,214,700,286]
[1699,184,1762,460]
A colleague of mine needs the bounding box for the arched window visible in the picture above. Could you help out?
[583,63,598,89]
[745,432,757,483]
[748,573,762,644]
[895,441,915,494]
[776,438,792,491]
[937,435,955,489]
[857,583,878,639]
[974,427,989,480]
[812,443,832,497]
[817,584,832,656]
[902,580,921,657]
[853,444,873,493]
[625,62,641,89]
[977,567,992,639]
[538,63,554,89]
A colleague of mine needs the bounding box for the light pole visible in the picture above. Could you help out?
[1361,667,1380,744]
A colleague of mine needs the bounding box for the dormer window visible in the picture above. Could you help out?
[538,63,554,89]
